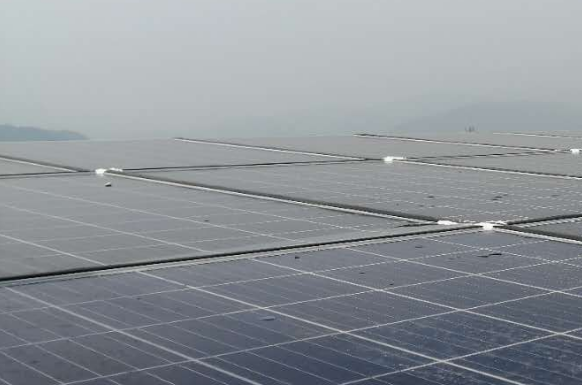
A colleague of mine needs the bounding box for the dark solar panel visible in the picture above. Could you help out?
[0,139,349,171]
[0,173,434,280]
[517,218,582,241]
[3,133,582,384]
[418,152,582,177]
[454,336,582,385]
[3,229,581,385]
[212,135,535,159]
[356,364,516,384]
[0,158,72,176]
[371,131,582,150]
[137,161,582,222]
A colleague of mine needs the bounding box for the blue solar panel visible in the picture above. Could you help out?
[2,134,582,384]
[2,229,582,384]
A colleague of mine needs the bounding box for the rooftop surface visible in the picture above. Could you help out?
[1,132,582,385]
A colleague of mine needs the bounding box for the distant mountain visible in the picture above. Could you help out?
[0,124,87,141]
[391,101,582,133]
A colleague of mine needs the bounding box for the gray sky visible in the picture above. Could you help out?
[1,1,581,139]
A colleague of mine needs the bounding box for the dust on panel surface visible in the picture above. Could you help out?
[0,173,425,279]
[139,161,582,222]
[3,230,582,385]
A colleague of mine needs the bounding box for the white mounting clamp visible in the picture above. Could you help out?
[383,156,406,163]
[95,167,124,176]
[477,220,507,231]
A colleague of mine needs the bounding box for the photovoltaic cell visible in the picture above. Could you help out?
[138,161,582,222]
[319,260,464,289]
[204,334,430,384]
[475,293,582,332]
[356,311,548,359]
[273,291,449,329]
[391,276,547,309]
[485,263,582,290]
[360,363,516,384]
[493,239,582,260]
[416,250,543,273]
[454,336,582,385]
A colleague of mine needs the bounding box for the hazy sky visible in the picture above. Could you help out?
[2,1,581,139]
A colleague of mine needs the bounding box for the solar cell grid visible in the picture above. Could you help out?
[454,336,582,385]
[2,230,582,384]
[355,364,516,384]
[4,133,582,385]
[419,152,582,178]
[0,173,430,279]
[0,139,349,171]
[138,161,582,222]
[368,131,582,151]
[517,218,582,241]
[0,158,72,176]
[211,135,538,159]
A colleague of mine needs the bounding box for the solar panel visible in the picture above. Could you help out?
[517,218,582,241]
[0,173,438,280]
[455,336,582,385]
[206,135,536,159]
[417,152,582,178]
[0,158,72,176]
[3,229,581,385]
[3,133,582,384]
[368,132,582,150]
[136,161,582,223]
[0,139,350,171]
[508,130,582,139]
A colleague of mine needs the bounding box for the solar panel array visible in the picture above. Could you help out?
[360,132,582,151]
[1,133,582,385]
[0,139,350,171]
[207,135,540,159]
[138,161,582,223]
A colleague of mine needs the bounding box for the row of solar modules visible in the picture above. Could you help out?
[0,133,579,174]
[2,229,582,385]
[1,133,582,385]
[1,136,581,226]
[216,132,582,178]
[4,153,582,226]
[0,172,458,280]
[8,160,582,279]
[2,134,582,281]
[0,135,552,173]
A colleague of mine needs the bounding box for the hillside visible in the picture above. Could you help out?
[0,124,87,141]
[391,101,582,133]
